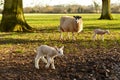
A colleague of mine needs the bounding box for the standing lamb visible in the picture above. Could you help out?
[92,29,110,41]
[35,45,64,69]
[59,16,83,40]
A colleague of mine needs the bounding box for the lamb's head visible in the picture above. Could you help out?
[105,30,110,34]
[73,16,82,23]
[54,46,64,56]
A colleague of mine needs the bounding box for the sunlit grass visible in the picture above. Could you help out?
[0,13,120,54]
[24,13,120,31]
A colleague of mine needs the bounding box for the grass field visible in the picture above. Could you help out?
[0,14,120,51]
[25,13,120,30]
[0,14,120,79]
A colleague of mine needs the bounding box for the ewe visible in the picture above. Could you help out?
[93,29,110,41]
[35,45,64,69]
[59,16,83,40]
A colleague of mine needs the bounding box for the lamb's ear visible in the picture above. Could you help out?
[54,46,58,51]
[60,46,64,50]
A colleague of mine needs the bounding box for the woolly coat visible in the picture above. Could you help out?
[59,16,83,33]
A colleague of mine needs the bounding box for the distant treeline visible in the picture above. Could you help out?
[0,3,120,13]
[23,5,97,13]
[23,4,120,13]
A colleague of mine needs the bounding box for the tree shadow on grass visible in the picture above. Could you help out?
[35,26,58,33]
[0,38,45,45]
[0,33,14,37]
[85,23,120,31]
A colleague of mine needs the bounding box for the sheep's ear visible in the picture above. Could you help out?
[60,46,64,50]
[79,16,82,18]
[73,16,76,18]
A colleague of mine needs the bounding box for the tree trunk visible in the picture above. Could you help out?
[0,0,33,32]
[99,0,113,20]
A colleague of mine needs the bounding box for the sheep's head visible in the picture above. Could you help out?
[54,46,64,56]
[73,16,82,23]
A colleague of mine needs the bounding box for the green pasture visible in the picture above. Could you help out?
[0,14,120,54]
[24,14,120,31]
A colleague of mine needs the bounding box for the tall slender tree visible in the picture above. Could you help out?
[0,0,33,32]
[99,0,113,20]
[93,1,100,13]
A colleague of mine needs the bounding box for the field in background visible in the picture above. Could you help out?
[0,14,120,53]
[0,14,120,47]
[0,14,120,79]
[25,13,120,31]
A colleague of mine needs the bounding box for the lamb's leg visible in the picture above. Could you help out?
[41,56,47,63]
[51,58,55,69]
[35,53,41,69]
[45,57,51,69]
[93,33,96,41]
[101,35,104,41]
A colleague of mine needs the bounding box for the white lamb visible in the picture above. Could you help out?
[59,16,83,40]
[35,45,64,69]
[92,29,110,41]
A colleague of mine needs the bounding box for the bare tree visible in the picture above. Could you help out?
[93,1,100,13]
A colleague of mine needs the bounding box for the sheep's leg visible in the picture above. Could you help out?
[60,32,63,40]
[45,57,51,69]
[93,33,96,41]
[35,53,41,69]
[41,56,47,63]
[51,58,55,69]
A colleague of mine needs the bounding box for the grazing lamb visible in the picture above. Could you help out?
[35,45,64,69]
[93,29,110,41]
[59,16,83,40]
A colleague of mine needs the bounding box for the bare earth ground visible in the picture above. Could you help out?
[0,48,120,80]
